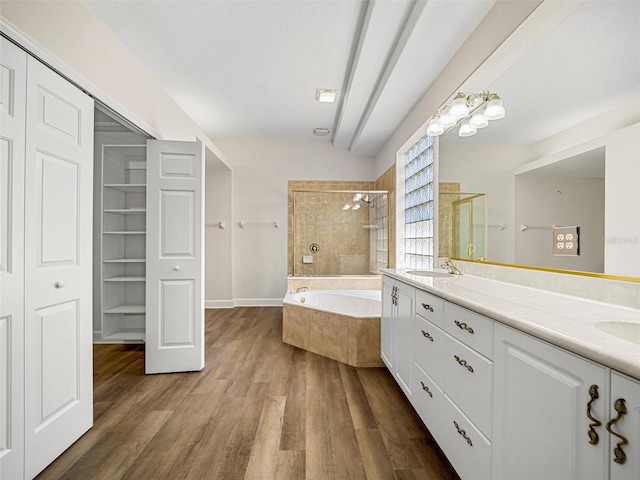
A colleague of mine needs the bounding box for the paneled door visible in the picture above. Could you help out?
[0,37,27,480]
[145,140,204,374]
[23,56,94,478]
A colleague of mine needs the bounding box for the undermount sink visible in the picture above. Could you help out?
[406,270,453,278]
[594,321,640,345]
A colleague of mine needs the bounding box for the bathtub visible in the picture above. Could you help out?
[282,290,383,367]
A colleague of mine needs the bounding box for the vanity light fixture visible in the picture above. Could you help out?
[426,91,506,138]
[315,88,338,103]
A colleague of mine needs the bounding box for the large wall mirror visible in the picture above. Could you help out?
[438,0,640,280]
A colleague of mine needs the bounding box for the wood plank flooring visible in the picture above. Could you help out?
[36,307,459,480]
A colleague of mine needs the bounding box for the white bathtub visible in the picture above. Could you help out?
[283,290,381,318]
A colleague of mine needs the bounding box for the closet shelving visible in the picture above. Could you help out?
[100,145,147,342]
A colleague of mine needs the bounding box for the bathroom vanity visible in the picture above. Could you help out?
[381,270,640,480]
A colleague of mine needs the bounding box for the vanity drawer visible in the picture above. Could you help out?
[441,394,492,480]
[413,364,444,445]
[444,302,493,359]
[443,334,493,438]
[413,315,446,386]
[415,289,445,327]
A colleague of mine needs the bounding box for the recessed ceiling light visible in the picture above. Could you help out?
[315,89,338,103]
[313,127,330,136]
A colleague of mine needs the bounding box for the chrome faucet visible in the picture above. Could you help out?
[295,286,308,293]
[440,258,462,275]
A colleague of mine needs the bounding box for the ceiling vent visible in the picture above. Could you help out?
[313,127,330,136]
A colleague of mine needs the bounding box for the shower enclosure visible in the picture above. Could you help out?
[439,192,487,260]
[292,190,389,276]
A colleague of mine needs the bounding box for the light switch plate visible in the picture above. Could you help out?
[553,226,580,256]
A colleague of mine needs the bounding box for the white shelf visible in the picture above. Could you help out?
[104,183,146,193]
[104,276,146,282]
[104,305,146,314]
[104,208,146,214]
[102,329,145,342]
[103,258,146,263]
[104,231,146,235]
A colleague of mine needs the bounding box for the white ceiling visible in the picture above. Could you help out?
[443,0,640,146]
[82,0,495,157]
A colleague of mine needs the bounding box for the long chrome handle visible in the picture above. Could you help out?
[420,381,433,398]
[606,398,628,464]
[454,320,474,334]
[421,303,434,312]
[454,355,474,373]
[454,421,473,446]
[586,384,601,445]
[421,330,434,341]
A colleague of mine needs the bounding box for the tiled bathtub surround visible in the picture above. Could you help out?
[287,276,381,292]
[282,303,383,368]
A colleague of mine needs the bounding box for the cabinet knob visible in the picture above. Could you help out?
[454,354,474,373]
[453,421,473,447]
[421,330,434,342]
[421,303,434,312]
[54,280,64,289]
[420,381,433,397]
[173,265,181,271]
[454,320,474,334]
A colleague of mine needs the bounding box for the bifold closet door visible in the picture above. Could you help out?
[23,55,94,478]
[0,37,27,480]
[145,139,204,374]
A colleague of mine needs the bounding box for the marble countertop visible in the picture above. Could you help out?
[383,269,640,380]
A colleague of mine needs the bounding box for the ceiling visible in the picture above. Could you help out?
[443,0,640,146]
[82,0,495,157]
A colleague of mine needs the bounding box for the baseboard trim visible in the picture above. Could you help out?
[205,300,235,309]
[204,298,283,309]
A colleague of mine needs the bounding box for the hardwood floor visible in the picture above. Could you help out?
[37,307,459,480]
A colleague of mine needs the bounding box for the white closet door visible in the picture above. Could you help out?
[23,56,94,478]
[0,37,27,480]
[145,139,204,374]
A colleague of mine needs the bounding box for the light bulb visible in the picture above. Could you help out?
[485,95,505,120]
[439,105,456,128]
[342,204,351,210]
[352,204,361,210]
[352,193,363,202]
[449,92,470,120]
[469,108,488,128]
[458,120,477,137]
[426,115,445,136]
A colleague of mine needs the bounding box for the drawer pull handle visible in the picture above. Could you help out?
[454,320,474,334]
[454,355,474,373]
[586,384,601,445]
[420,381,433,397]
[421,303,434,312]
[421,330,434,341]
[454,421,473,447]
[606,398,628,464]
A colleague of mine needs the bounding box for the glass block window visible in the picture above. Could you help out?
[404,134,434,270]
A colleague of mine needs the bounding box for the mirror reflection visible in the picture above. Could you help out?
[438,0,640,278]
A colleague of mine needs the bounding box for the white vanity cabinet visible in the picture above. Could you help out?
[609,372,640,480]
[493,323,610,480]
[382,273,640,480]
[381,276,415,398]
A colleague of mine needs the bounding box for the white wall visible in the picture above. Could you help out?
[215,138,375,304]
[604,123,640,277]
[438,142,529,263]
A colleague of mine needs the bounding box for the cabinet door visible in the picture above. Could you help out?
[0,36,26,480]
[381,276,395,370]
[23,56,94,478]
[609,372,640,480]
[145,139,204,374]
[493,324,609,480]
[395,281,415,398]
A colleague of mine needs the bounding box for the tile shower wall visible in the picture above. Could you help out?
[375,164,396,268]
[288,181,375,275]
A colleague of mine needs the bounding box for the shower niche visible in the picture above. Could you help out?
[292,190,389,276]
